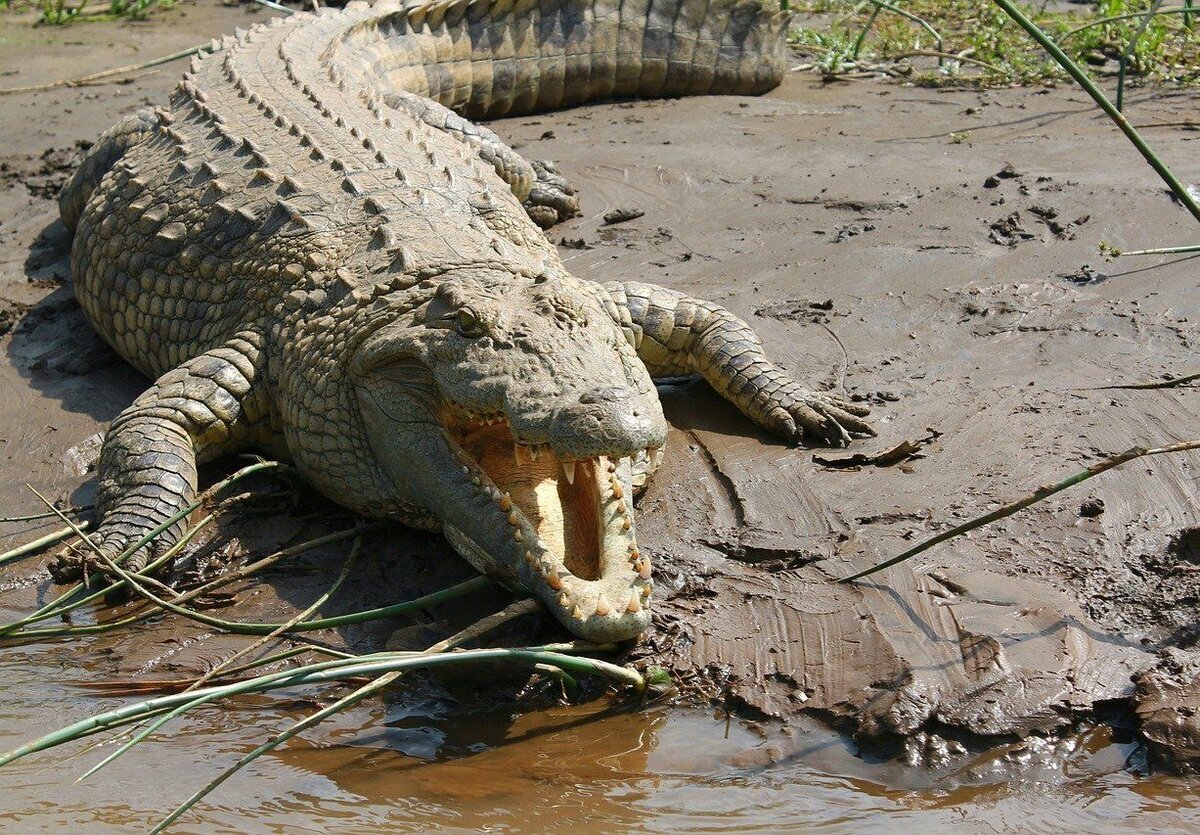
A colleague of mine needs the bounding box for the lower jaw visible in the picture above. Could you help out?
[443,518,653,641]
[442,451,654,641]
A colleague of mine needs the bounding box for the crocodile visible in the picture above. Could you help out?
[54,0,873,641]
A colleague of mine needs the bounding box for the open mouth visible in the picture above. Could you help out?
[440,401,658,631]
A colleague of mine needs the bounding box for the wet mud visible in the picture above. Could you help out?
[2,1,1200,829]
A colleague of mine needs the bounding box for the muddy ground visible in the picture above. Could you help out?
[1,0,1199,824]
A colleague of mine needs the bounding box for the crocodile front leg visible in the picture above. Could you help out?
[50,333,271,582]
[601,281,874,445]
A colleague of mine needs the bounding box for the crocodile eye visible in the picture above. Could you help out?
[455,308,485,338]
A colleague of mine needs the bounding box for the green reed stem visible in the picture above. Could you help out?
[991,0,1200,226]
[151,669,401,833]
[0,506,93,524]
[1059,5,1197,41]
[0,524,383,643]
[1117,242,1200,257]
[1116,0,1164,113]
[0,522,89,570]
[841,439,1200,582]
[851,3,884,59]
[0,647,642,768]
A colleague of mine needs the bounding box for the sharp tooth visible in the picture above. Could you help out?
[595,593,611,617]
[650,446,663,467]
[630,545,640,560]
[547,572,563,591]
[562,460,576,485]
[611,479,624,500]
[621,517,631,531]
[507,510,519,526]
[559,592,571,609]
[598,455,608,472]
[641,582,652,598]
[626,593,641,613]
[499,492,512,511]
[524,551,536,565]
[572,605,585,621]
[637,558,652,579]
[513,529,523,542]
[527,445,537,461]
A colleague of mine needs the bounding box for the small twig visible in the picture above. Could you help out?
[0,44,208,96]
[0,506,93,524]
[840,439,1200,582]
[249,0,293,13]
[1131,121,1198,129]
[863,0,944,65]
[423,598,543,654]
[1092,371,1200,390]
[889,50,1004,73]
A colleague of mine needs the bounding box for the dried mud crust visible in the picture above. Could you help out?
[0,8,1198,774]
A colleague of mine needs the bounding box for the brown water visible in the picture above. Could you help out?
[3,0,1200,831]
[2,629,1197,833]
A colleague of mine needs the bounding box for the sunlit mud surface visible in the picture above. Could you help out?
[2,1,1200,831]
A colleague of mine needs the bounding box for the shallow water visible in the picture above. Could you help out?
[2,639,1198,834]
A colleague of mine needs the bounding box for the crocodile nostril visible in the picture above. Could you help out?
[579,387,630,405]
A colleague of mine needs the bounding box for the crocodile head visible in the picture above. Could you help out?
[353,269,667,641]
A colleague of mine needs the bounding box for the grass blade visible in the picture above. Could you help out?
[841,439,1200,582]
[0,522,89,569]
[152,670,400,833]
[0,647,642,769]
[990,0,1200,225]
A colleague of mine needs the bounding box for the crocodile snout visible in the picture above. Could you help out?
[550,387,665,459]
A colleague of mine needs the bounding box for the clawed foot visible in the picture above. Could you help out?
[760,383,875,447]
[48,528,166,585]
[523,159,581,229]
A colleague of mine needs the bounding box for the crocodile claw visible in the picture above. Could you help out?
[764,383,876,447]
[47,528,163,585]
[523,159,581,229]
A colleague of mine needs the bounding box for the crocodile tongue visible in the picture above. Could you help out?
[444,414,652,641]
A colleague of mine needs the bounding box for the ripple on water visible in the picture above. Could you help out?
[1,661,1200,833]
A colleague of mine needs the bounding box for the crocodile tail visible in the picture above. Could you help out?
[329,0,791,120]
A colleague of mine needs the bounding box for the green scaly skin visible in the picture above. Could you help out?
[54,0,874,641]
